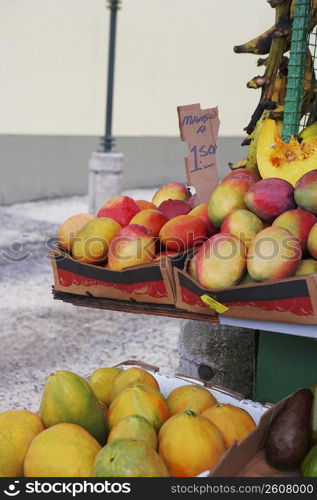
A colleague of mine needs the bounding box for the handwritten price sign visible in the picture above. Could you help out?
[177,103,219,205]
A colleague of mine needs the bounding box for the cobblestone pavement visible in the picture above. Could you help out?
[0,190,183,412]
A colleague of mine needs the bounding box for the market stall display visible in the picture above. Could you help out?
[0,361,268,478]
[53,163,317,326]
[0,361,316,478]
[5,0,315,480]
[50,2,317,335]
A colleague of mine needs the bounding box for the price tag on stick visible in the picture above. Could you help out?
[177,103,220,205]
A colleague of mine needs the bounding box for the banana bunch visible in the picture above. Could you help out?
[299,122,317,144]
[235,0,317,56]
[231,0,317,173]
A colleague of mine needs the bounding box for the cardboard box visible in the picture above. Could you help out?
[112,360,269,477]
[209,395,301,477]
[50,101,317,327]
[51,248,175,305]
[173,253,317,325]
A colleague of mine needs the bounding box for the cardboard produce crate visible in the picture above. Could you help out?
[173,254,317,325]
[51,102,317,327]
[51,248,175,305]
[209,394,301,477]
[113,360,269,478]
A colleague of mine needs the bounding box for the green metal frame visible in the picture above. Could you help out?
[282,0,312,142]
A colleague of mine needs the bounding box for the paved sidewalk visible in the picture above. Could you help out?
[0,190,183,412]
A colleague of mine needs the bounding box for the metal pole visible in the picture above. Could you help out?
[100,0,121,152]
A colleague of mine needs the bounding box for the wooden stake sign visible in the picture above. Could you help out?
[177,103,220,205]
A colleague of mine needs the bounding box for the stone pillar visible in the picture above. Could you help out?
[88,151,124,214]
[178,320,257,398]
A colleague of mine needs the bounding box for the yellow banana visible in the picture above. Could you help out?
[299,122,317,142]
[246,111,277,171]
[269,104,285,121]
[271,72,287,103]
[245,116,264,171]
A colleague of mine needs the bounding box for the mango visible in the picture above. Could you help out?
[295,259,317,276]
[221,209,264,248]
[301,444,317,477]
[195,233,247,290]
[24,423,101,477]
[159,215,207,252]
[97,195,140,226]
[272,209,316,252]
[208,177,251,227]
[152,182,191,206]
[58,213,94,251]
[187,253,198,280]
[223,168,261,184]
[129,209,168,236]
[238,272,256,285]
[72,217,121,264]
[135,199,157,211]
[107,224,156,271]
[39,370,107,445]
[158,199,191,219]
[188,203,218,237]
[247,226,302,282]
[295,170,317,215]
[153,250,178,260]
[0,409,44,477]
[308,223,317,259]
[245,178,296,223]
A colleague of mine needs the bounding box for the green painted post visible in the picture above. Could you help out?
[255,331,317,404]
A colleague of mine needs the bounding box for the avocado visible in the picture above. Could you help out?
[265,388,313,471]
[310,384,317,444]
[301,444,317,477]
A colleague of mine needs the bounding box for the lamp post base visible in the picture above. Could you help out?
[88,151,124,214]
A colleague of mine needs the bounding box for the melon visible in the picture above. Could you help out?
[257,118,317,186]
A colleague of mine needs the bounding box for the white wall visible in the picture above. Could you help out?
[0,0,273,137]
